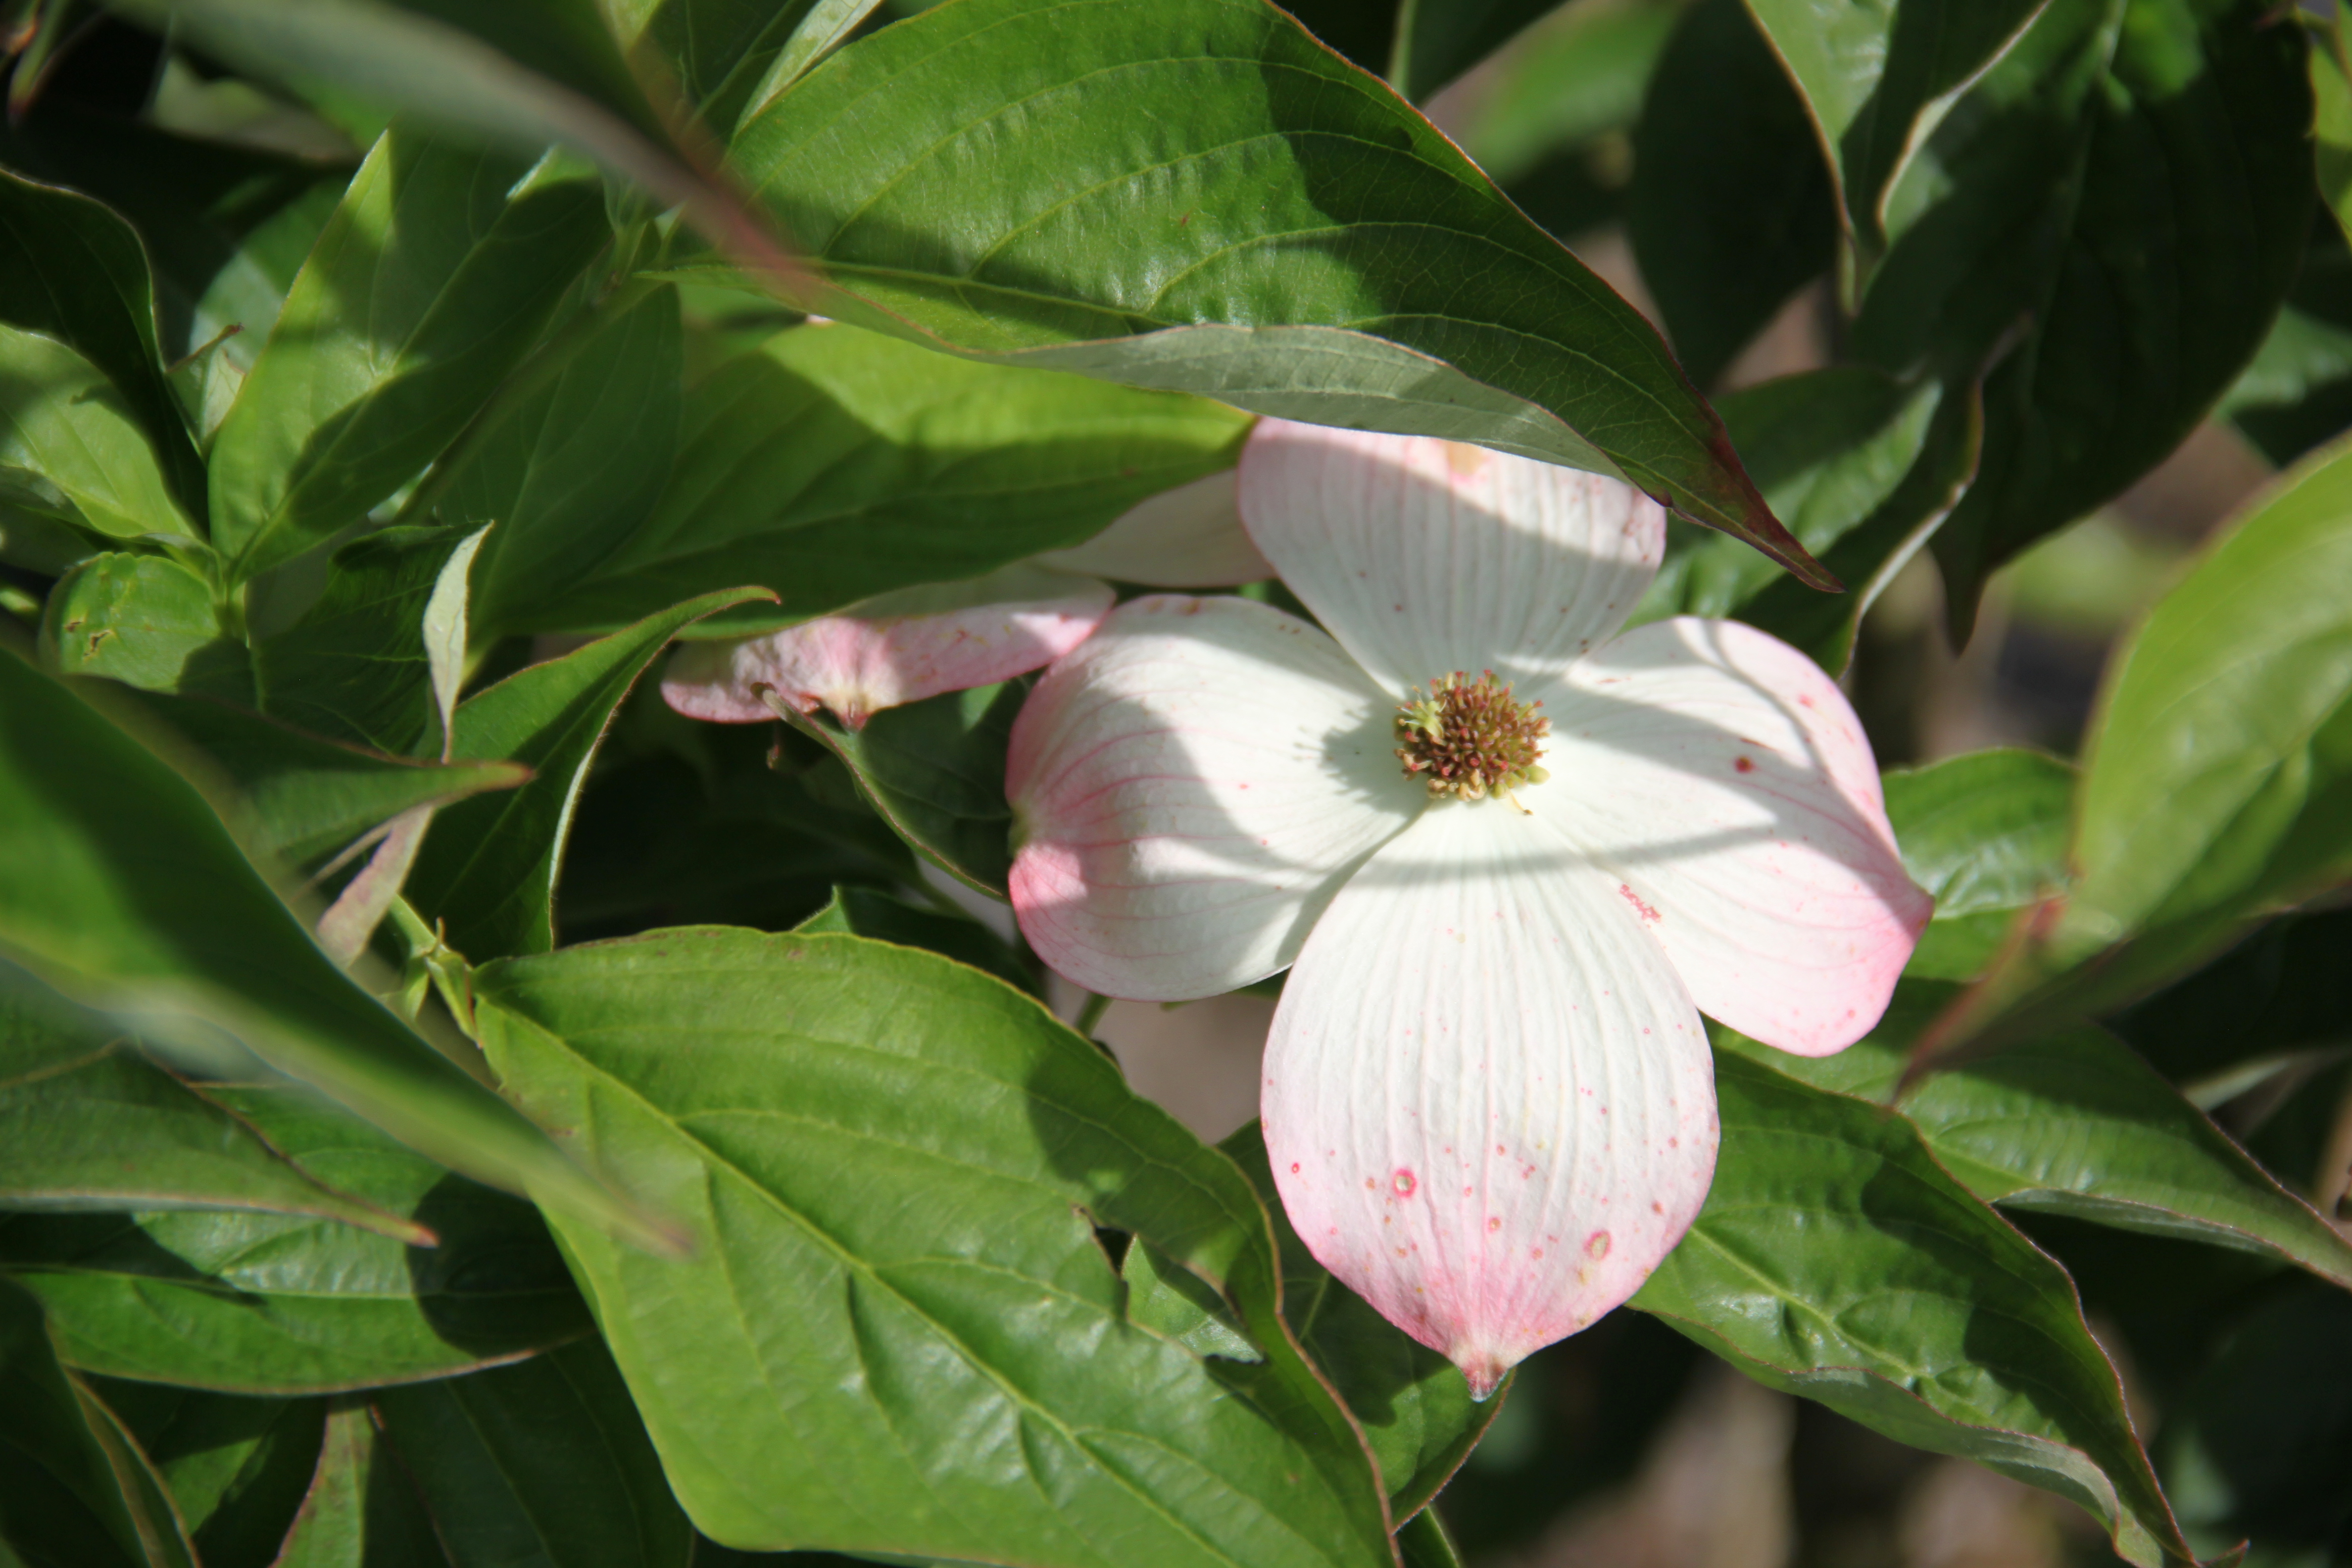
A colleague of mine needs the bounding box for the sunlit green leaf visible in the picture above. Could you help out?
[37,553,250,701]
[1881,748,2074,981]
[472,928,1394,1568]
[0,325,196,541]
[794,885,1035,996]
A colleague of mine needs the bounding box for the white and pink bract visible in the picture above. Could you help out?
[1005,419,1931,1398]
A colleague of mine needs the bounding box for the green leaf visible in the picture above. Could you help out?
[0,325,196,541]
[0,1276,199,1568]
[1449,0,1678,190]
[1631,1050,2193,1568]
[616,0,882,134]
[1900,1025,2352,1290]
[442,286,683,638]
[206,128,610,581]
[0,963,424,1240]
[1630,367,1980,672]
[1744,0,2046,279]
[1627,0,1835,389]
[88,1383,328,1568]
[2313,4,2352,248]
[269,1402,452,1568]
[37,553,251,702]
[250,526,476,757]
[471,928,1394,1568]
[1218,1123,1498,1518]
[514,321,1251,637]
[0,649,669,1254]
[1854,0,2311,631]
[781,680,1023,899]
[2220,218,2352,468]
[405,587,774,960]
[371,1340,693,1568]
[1389,0,1559,103]
[1393,1508,1463,1568]
[2028,435,2352,1005]
[794,885,1036,995]
[0,1082,591,1394]
[2107,906,2352,1086]
[1881,747,2075,981]
[98,684,529,870]
[723,0,1834,588]
[0,169,207,524]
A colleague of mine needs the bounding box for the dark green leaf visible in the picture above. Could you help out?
[0,1276,196,1568]
[1627,0,1836,389]
[1880,747,2075,981]
[2220,217,2352,467]
[615,0,882,135]
[88,1383,327,1568]
[1393,1507,1463,1568]
[250,526,473,757]
[0,962,424,1240]
[1,1081,590,1394]
[0,168,206,522]
[724,0,1834,587]
[406,587,773,959]
[269,1402,453,1568]
[1389,0,1559,103]
[0,649,670,1253]
[516,320,1250,637]
[96,684,529,870]
[1632,1050,2192,1568]
[1219,1122,1498,1518]
[1745,0,2046,276]
[36,553,251,701]
[471,928,1394,1568]
[442,286,683,637]
[1852,0,2311,630]
[2313,3,2352,247]
[794,885,1035,995]
[372,1339,693,1568]
[2107,906,2352,1085]
[0,325,196,540]
[781,680,1022,898]
[1631,367,1980,672]
[206,129,609,581]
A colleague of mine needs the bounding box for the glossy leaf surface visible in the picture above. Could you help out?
[518,322,1251,637]
[1632,1051,2189,1567]
[781,680,1024,898]
[1881,748,2074,980]
[2,1082,589,1394]
[0,651,661,1251]
[472,928,1394,1568]
[725,0,1829,585]
[406,587,772,960]
[206,129,608,580]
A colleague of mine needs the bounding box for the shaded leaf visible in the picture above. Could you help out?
[780,679,1022,899]
[0,1276,196,1568]
[2219,216,2352,467]
[1627,0,1836,388]
[37,552,250,701]
[270,1402,452,1568]
[1450,0,1678,192]
[406,587,772,960]
[514,321,1250,637]
[0,167,206,522]
[1853,0,2311,630]
[723,0,1832,586]
[2314,3,2352,248]
[0,324,195,540]
[618,0,882,135]
[206,128,609,580]
[372,1339,694,1568]
[1389,0,1560,103]
[0,649,669,1253]
[0,1081,591,1394]
[87,1383,327,1568]
[0,962,423,1240]
[98,684,529,870]
[1631,367,1979,672]
[471,928,1395,1568]
[1632,1050,2191,1568]
[1880,747,2075,981]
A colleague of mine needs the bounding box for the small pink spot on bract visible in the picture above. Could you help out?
[1618,883,1661,923]
[1734,756,1755,773]
[1290,1162,1302,1174]
[1486,1216,1501,1233]
[1392,1168,1418,1197]
[1586,1230,1612,1261]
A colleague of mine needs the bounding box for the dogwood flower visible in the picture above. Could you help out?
[662,470,1269,729]
[1006,419,1931,1396]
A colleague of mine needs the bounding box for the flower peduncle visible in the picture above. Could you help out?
[1394,670,1550,810]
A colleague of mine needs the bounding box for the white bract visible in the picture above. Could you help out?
[663,471,1268,729]
[1006,419,1931,1396]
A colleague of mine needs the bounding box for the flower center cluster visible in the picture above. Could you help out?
[1394,671,1550,807]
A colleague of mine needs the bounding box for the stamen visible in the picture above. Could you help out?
[1394,671,1550,808]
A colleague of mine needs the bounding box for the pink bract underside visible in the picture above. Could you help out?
[1262,801,1718,1396]
[1033,469,1273,588]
